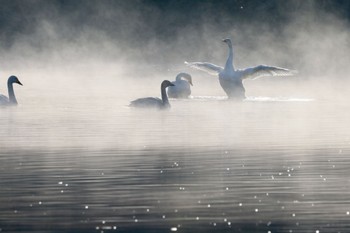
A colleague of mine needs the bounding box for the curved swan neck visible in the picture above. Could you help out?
[224,43,234,71]
[175,73,186,82]
[161,86,170,107]
[175,74,182,82]
[175,73,192,85]
[7,81,17,105]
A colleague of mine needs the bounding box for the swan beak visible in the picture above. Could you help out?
[17,81,23,86]
[189,80,193,86]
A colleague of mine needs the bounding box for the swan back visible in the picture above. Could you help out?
[168,73,193,98]
[0,95,9,103]
[130,97,164,109]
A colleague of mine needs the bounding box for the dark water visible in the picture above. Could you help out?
[1,94,350,233]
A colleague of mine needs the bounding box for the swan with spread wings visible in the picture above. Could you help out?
[185,38,297,99]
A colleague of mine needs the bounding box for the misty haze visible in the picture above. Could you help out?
[1,0,350,232]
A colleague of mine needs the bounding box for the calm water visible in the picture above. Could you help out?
[1,79,350,232]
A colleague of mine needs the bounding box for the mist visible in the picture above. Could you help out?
[0,0,348,103]
[2,1,350,232]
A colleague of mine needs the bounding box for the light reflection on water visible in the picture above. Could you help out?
[1,95,350,232]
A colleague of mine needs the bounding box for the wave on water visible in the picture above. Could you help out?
[187,96,315,102]
[245,96,315,102]
[188,95,228,101]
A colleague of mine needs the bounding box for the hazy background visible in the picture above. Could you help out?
[1,2,350,232]
[0,0,349,102]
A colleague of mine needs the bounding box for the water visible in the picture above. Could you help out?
[1,74,350,232]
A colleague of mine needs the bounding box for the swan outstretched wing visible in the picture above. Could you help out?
[185,61,224,76]
[240,65,297,80]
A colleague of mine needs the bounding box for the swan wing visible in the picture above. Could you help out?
[0,94,9,104]
[240,65,298,80]
[185,61,224,76]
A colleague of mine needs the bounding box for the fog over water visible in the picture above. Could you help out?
[1,1,349,101]
[1,1,350,232]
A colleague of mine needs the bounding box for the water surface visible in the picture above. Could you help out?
[1,82,350,232]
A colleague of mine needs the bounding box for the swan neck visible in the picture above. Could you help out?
[161,86,170,107]
[7,81,17,105]
[224,44,234,71]
[176,73,186,82]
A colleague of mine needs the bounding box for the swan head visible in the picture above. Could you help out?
[222,38,232,47]
[176,72,193,86]
[161,80,175,89]
[8,75,23,86]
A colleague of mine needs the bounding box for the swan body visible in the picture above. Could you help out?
[167,72,193,98]
[130,80,175,109]
[0,76,23,106]
[185,38,297,99]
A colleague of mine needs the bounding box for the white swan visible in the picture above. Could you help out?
[129,80,175,109]
[185,38,297,99]
[0,75,23,106]
[167,72,193,99]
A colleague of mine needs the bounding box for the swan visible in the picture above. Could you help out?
[185,38,297,99]
[129,80,175,109]
[0,75,23,106]
[167,72,193,98]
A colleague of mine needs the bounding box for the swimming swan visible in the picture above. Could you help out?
[167,72,193,98]
[129,80,175,109]
[0,76,23,106]
[185,38,297,99]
